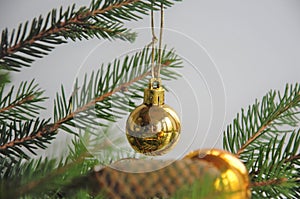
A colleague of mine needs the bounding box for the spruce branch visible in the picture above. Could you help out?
[223,83,300,198]
[15,138,98,198]
[248,131,300,198]
[224,83,300,156]
[0,80,47,122]
[1,130,132,198]
[0,132,90,198]
[0,119,53,161]
[0,0,181,71]
[0,46,182,162]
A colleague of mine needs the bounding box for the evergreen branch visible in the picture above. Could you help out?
[0,132,94,198]
[0,95,33,113]
[223,83,300,198]
[223,83,300,157]
[0,80,47,122]
[236,122,269,157]
[16,142,97,198]
[0,47,181,161]
[0,130,131,198]
[0,119,54,161]
[0,0,180,71]
[248,130,299,198]
[250,129,300,198]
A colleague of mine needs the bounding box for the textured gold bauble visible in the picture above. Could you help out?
[184,149,251,199]
[126,78,181,155]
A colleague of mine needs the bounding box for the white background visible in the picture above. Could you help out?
[0,0,299,159]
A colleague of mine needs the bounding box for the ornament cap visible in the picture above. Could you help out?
[144,78,165,105]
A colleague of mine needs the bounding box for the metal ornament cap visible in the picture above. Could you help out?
[126,78,181,156]
[144,78,165,105]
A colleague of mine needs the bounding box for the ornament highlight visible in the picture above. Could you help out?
[184,149,251,199]
[126,78,181,155]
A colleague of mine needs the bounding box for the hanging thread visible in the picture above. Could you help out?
[150,2,157,78]
[150,1,164,79]
[157,2,164,78]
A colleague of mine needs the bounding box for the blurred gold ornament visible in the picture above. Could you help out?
[184,149,251,199]
[126,78,181,155]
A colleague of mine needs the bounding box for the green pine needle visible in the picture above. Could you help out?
[0,70,10,87]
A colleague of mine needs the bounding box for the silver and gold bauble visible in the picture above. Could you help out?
[126,78,181,155]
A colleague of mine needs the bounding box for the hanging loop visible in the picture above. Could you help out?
[150,77,161,89]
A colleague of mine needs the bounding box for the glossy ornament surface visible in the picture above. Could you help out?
[184,149,251,199]
[126,78,181,155]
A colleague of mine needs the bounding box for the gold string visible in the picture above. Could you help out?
[150,1,157,78]
[157,2,164,78]
[150,1,164,79]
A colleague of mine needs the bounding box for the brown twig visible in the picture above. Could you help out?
[284,153,300,163]
[2,0,140,57]
[251,178,288,188]
[236,123,270,156]
[0,95,35,114]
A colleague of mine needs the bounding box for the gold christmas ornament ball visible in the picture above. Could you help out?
[184,149,251,199]
[126,78,181,155]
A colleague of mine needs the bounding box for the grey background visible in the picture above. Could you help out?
[0,0,299,159]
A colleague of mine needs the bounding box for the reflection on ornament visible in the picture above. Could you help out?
[184,149,251,199]
[126,78,181,155]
